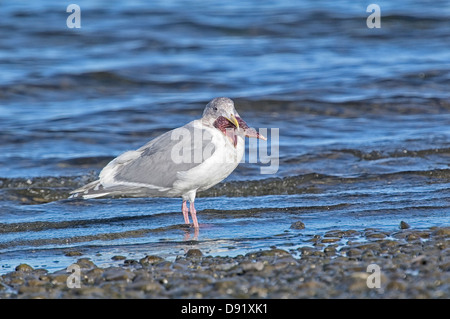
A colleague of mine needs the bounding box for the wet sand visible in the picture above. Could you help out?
[1,225,448,299]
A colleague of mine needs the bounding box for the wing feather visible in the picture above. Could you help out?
[107,120,215,194]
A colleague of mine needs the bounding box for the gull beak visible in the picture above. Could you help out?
[225,114,239,129]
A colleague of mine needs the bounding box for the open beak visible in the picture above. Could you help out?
[225,114,239,129]
[219,114,266,145]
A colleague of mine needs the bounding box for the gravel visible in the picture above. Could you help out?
[1,226,448,299]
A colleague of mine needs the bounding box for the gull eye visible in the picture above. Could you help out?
[213,107,218,111]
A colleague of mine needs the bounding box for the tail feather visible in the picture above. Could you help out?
[69,180,151,199]
[69,180,110,199]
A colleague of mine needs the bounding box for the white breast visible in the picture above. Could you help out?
[171,123,245,197]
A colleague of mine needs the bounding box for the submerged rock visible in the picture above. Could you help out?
[290,221,305,230]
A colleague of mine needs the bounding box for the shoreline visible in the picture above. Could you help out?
[1,226,448,299]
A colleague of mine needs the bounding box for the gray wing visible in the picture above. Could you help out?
[112,121,216,191]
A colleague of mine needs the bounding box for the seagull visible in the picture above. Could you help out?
[70,97,266,229]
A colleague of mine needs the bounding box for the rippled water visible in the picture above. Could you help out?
[0,0,449,273]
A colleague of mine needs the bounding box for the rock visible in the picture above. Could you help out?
[270,248,291,257]
[127,281,163,293]
[365,232,387,239]
[2,225,450,299]
[214,279,237,291]
[73,286,105,298]
[343,230,360,237]
[361,249,376,259]
[75,258,97,270]
[104,268,135,282]
[345,248,362,258]
[298,280,326,290]
[439,261,450,271]
[211,262,237,271]
[251,249,291,258]
[400,221,410,229]
[64,251,83,257]
[324,230,345,238]
[241,261,264,272]
[348,272,370,291]
[407,234,420,241]
[49,274,68,285]
[154,261,172,269]
[85,268,105,284]
[27,279,47,287]
[386,280,406,292]
[123,259,139,266]
[297,280,327,297]
[185,249,203,258]
[411,255,427,265]
[324,246,337,256]
[111,255,126,261]
[307,235,321,243]
[290,221,305,230]
[298,247,314,256]
[248,286,269,298]
[432,227,450,237]
[18,285,47,295]
[353,243,380,251]
[140,255,164,265]
[379,239,399,248]
[15,264,34,272]
[321,238,340,243]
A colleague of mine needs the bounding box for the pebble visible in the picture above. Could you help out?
[324,230,345,238]
[324,246,337,256]
[104,268,135,282]
[387,280,407,292]
[111,255,126,261]
[407,234,420,241]
[345,248,362,258]
[140,255,165,265]
[123,259,139,266]
[15,264,34,273]
[185,249,203,258]
[321,238,340,243]
[432,227,450,237]
[75,258,96,270]
[65,251,83,257]
[1,226,448,299]
[290,221,305,229]
[247,248,291,258]
[85,268,104,284]
[365,232,387,239]
[400,221,410,229]
[241,261,265,272]
[127,281,162,293]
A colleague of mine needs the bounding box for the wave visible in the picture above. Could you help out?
[236,96,450,116]
[1,168,448,205]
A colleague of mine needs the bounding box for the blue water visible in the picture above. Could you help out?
[0,0,449,273]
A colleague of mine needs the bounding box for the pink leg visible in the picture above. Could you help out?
[189,201,199,229]
[182,201,190,224]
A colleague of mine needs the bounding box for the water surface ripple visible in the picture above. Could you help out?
[0,1,449,273]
